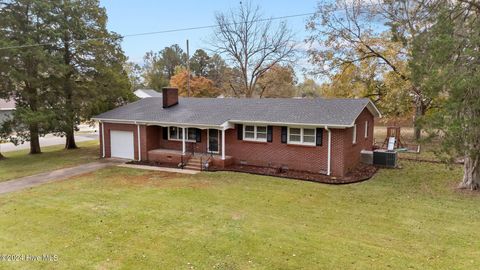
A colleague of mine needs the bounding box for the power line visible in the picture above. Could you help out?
[0,12,315,51]
[0,2,386,51]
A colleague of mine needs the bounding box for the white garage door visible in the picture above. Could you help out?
[110,130,134,159]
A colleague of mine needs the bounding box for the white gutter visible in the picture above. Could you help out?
[221,128,226,160]
[227,120,351,129]
[137,124,141,161]
[91,118,224,129]
[325,126,332,176]
[101,122,105,158]
[91,118,353,129]
[182,127,186,155]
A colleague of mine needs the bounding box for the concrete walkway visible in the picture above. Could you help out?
[0,160,120,195]
[118,164,200,174]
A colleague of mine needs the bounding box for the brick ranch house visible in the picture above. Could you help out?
[93,88,381,177]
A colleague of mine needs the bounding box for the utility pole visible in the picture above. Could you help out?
[186,39,190,97]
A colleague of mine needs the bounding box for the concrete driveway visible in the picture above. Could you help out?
[0,133,97,153]
[0,160,122,195]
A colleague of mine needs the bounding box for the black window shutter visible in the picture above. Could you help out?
[267,126,273,142]
[281,127,287,143]
[162,127,168,140]
[236,124,243,140]
[316,128,323,146]
[195,128,201,142]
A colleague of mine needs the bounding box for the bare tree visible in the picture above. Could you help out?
[211,2,296,97]
[307,0,438,140]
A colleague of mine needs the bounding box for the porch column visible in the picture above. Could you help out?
[221,128,225,160]
[101,122,105,158]
[137,124,141,161]
[182,127,186,155]
[326,126,332,176]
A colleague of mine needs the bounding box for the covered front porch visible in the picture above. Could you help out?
[140,123,234,169]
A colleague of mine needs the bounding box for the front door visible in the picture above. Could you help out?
[208,129,219,153]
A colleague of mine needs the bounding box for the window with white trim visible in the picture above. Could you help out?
[169,127,196,141]
[243,125,267,142]
[364,121,368,138]
[288,127,316,145]
[352,124,357,144]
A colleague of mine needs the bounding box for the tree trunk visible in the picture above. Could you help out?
[29,123,41,154]
[413,100,426,141]
[65,124,77,149]
[0,152,5,160]
[458,154,480,190]
[62,34,77,150]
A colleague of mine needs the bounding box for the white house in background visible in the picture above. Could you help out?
[0,98,15,124]
[134,89,163,99]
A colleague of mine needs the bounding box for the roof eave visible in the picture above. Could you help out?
[221,120,352,129]
[92,117,352,129]
[366,100,382,118]
[348,99,382,127]
[92,117,224,129]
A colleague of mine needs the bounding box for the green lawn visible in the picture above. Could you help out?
[0,140,99,182]
[0,160,478,269]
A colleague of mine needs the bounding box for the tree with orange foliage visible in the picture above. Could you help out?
[257,64,296,98]
[170,67,221,97]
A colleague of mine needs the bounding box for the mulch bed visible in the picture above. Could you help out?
[209,164,378,185]
[126,160,378,185]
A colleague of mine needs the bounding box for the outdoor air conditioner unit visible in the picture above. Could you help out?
[360,150,373,165]
[373,150,398,168]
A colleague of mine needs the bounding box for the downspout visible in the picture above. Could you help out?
[137,123,141,161]
[101,121,105,158]
[221,128,226,160]
[182,127,186,155]
[325,126,332,176]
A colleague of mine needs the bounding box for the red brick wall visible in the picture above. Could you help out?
[156,128,211,154]
[341,108,375,173]
[329,128,347,176]
[140,125,160,160]
[162,88,178,108]
[224,126,329,174]
[101,122,140,160]
[100,107,375,176]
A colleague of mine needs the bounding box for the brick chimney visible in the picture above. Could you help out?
[162,87,179,108]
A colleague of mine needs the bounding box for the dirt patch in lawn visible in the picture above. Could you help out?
[448,181,480,196]
[210,164,377,185]
[105,171,213,189]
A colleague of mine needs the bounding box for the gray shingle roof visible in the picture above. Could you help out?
[134,89,163,98]
[93,97,380,127]
[0,98,15,110]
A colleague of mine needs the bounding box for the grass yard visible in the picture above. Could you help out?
[0,160,479,269]
[0,140,99,182]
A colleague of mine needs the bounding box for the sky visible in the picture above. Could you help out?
[99,0,320,79]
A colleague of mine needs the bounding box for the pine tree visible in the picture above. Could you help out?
[49,0,132,149]
[0,0,57,154]
[410,2,480,189]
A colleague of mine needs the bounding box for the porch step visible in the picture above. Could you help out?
[184,157,203,171]
[184,165,202,170]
